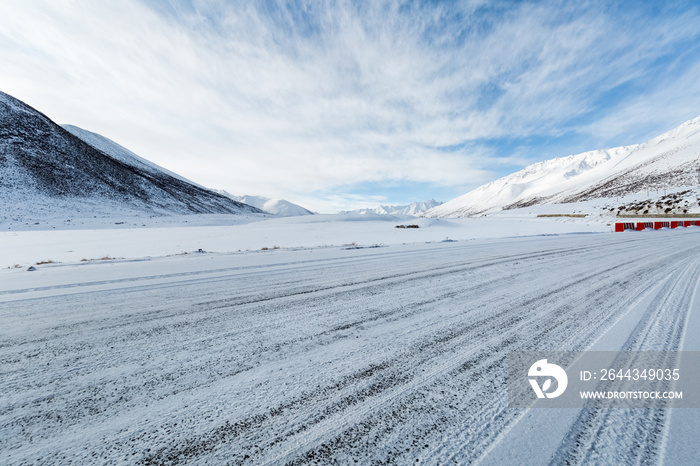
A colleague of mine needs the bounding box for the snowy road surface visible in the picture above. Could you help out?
[1,230,699,464]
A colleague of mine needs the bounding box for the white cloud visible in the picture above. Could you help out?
[582,59,700,147]
[1,0,699,212]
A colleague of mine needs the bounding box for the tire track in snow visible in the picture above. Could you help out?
[2,232,698,465]
[548,257,700,466]
[274,249,693,465]
[134,239,688,464]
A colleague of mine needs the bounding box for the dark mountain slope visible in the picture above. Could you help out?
[0,90,261,217]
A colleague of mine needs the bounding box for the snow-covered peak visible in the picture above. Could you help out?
[215,192,314,216]
[340,199,443,217]
[648,114,700,144]
[426,114,700,218]
[426,146,635,217]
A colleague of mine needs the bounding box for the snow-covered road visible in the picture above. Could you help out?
[2,230,699,464]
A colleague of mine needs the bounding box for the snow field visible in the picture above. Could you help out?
[0,214,612,268]
[2,229,700,464]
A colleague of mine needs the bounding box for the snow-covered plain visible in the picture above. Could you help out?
[1,217,699,464]
[0,213,613,268]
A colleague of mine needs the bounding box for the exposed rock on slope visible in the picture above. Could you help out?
[0,91,262,221]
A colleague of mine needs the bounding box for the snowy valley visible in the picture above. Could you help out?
[2,89,700,465]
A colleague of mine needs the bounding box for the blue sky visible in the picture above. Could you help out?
[2,0,700,212]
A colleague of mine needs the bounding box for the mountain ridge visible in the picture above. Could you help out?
[215,192,314,217]
[340,199,443,216]
[0,90,262,223]
[61,124,206,189]
[426,115,700,218]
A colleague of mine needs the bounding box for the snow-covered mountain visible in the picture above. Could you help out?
[215,192,313,216]
[62,124,204,188]
[340,199,443,216]
[0,91,262,222]
[426,116,700,218]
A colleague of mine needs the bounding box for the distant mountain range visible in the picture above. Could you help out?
[5,88,697,224]
[426,116,700,218]
[0,90,262,222]
[340,199,443,216]
[215,192,313,217]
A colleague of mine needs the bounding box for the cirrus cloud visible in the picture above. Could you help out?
[1,0,699,212]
